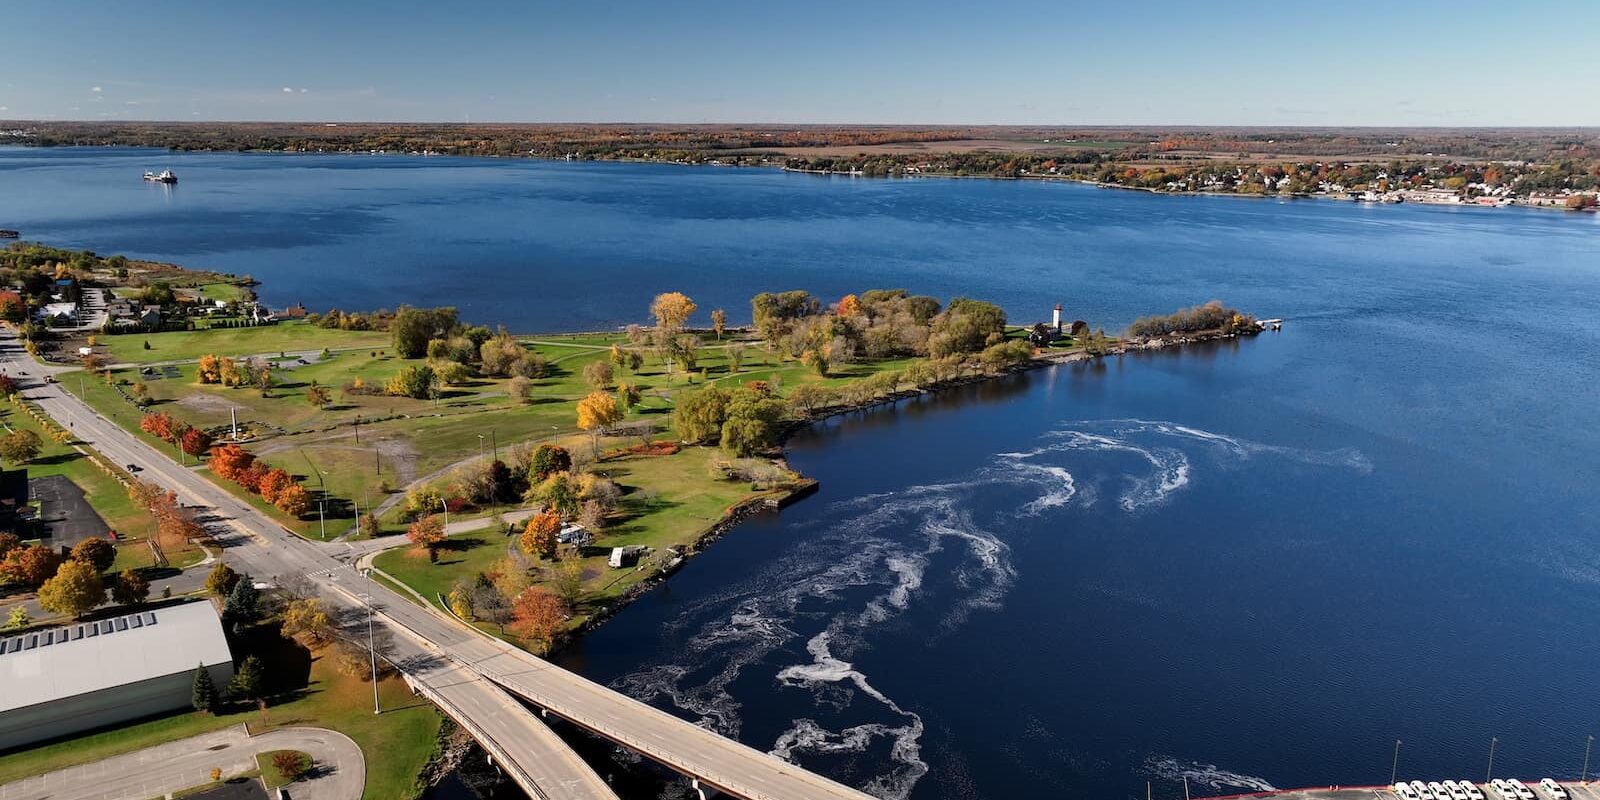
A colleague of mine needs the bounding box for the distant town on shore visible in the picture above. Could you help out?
[4,121,1597,210]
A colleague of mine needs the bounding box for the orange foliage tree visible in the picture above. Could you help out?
[519,511,561,560]
[510,587,569,654]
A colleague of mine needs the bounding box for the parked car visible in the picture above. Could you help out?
[1444,780,1472,800]
[1491,780,1515,799]
[1413,781,1438,800]
[1539,779,1567,800]
[1507,779,1536,800]
[1464,782,1485,800]
[1396,784,1422,800]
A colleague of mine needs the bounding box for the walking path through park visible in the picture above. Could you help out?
[0,725,364,800]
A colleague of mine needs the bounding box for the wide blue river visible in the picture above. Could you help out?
[5,147,1600,799]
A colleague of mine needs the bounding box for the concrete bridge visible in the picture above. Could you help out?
[1,335,878,800]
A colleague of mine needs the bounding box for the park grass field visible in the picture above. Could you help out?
[100,321,390,365]
[0,620,441,800]
[373,443,784,637]
[70,321,921,544]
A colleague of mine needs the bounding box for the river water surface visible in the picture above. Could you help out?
[4,147,1599,799]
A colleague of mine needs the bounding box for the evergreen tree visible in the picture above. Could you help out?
[227,655,265,702]
[223,574,260,621]
[192,664,219,713]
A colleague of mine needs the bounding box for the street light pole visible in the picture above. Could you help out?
[1584,735,1593,784]
[440,496,449,529]
[1391,740,1403,785]
[1487,737,1498,783]
[318,499,326,540]
[362,570,380,715]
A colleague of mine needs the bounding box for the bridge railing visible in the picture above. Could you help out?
[403,669,553,800]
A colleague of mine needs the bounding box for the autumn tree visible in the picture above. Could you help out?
[836,294,863,317]
[386,364,437,400]
[272,751,310,783]
[275,483,311,517]
[508,376,533,404]
[206,562,240,597]
[529,445,571,481]
[112,569,150,605]
[180,427,214,458]
[197,354,222,384]
[37,559,104,619]
[2,543,61,587]
[510,587,569,655]
[408,514,446,559]
[710,308,727,340]
[520,511,561,560]
[672,386,730,444]
[583,359,614,390]
[0,429,43,464]
[257,468,295,504]
[70,537,116,572]
[576,391,622,451]
[306,384,331,407]
[615,382,641,411]
[530,471,580,518]
[551,556,586,607]
[209,444,256,482]
[650,291,697,334]
[281,597,335,646]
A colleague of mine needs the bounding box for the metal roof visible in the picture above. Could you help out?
[0,601,232,714]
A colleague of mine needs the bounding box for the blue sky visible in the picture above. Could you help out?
[3,0,1597,125]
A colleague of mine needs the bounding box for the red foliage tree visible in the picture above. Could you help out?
[180,427,213,458]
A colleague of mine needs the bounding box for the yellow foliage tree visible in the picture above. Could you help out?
[576,391,621,433]
[649,292,697,333]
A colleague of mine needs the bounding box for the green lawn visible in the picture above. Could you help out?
[66,323,932,543]
[100,321,391,365]
[374,443,785,634]
[0,622,442,800]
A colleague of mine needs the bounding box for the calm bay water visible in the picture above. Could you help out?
[4,147,1600,799]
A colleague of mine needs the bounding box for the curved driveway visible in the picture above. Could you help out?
[0,725,363,800]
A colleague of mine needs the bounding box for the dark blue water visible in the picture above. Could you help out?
[5,146,1600,799]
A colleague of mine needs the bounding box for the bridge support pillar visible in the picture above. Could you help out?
[690,777,721,800]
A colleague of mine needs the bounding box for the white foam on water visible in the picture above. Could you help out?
[608,418,1365,796]
[1145,755,1278,793]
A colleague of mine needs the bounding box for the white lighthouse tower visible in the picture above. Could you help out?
[1053,303,1063,335]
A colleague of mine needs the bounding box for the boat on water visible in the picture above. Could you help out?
[142,169,178,184]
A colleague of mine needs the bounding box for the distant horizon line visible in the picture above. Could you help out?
[5,119,1600,132]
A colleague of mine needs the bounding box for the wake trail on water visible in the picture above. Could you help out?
[609,420,1368,798]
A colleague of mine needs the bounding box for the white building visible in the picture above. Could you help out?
[0,601,233,750]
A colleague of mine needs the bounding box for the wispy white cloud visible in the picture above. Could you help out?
[90,86,102,93]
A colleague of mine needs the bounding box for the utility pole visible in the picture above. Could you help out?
[317,499,326,540]
[1486,737,1498,783]
[353,497,361,537]
[1584,735,1593,784]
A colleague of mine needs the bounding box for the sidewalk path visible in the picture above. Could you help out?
[0,725,364,800]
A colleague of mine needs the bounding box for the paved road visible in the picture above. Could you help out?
[2,329,879,800]
[0,332,620,800]
[0,725,362,800]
